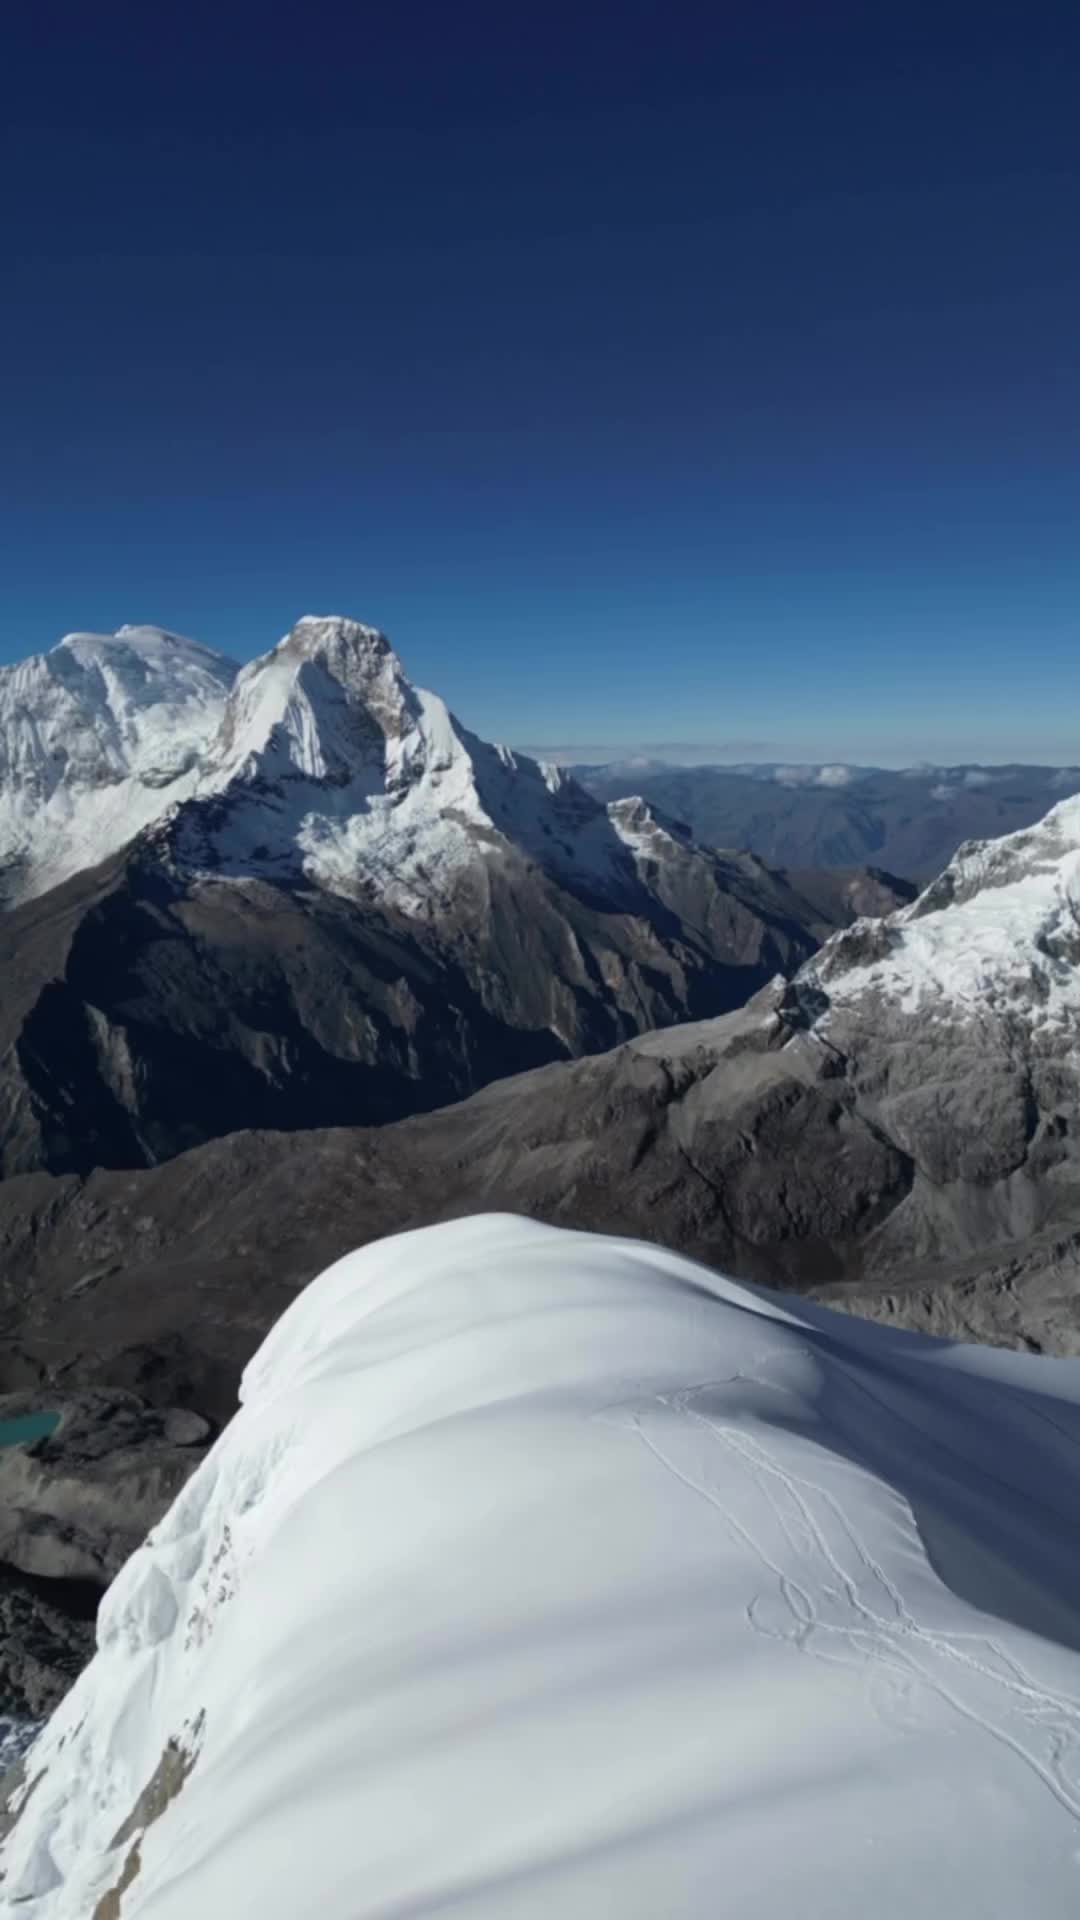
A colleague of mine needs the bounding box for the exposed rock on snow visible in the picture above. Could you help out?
[3,1216,1080,1918]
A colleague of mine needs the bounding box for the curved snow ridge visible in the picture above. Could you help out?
[4,1215,1080,1918]
[805,792,1080,1029]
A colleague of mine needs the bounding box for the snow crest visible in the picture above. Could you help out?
[5,1215,1080,1918]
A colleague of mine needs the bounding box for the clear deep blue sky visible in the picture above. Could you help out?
[5,2,1080,762]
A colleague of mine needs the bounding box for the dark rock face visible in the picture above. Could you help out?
[0,985,941,1417]
[2,973,1079,1444]
[0,831,878,1180]
[0,1568,96,1719]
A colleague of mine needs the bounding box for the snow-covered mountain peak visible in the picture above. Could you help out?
[802,790,1080,1031]
[206,616,424,789]
[0,611,782,925]
[9,625,235,757]
[165,615,645,910]
[0,626,237,905]
[55,622,231,674]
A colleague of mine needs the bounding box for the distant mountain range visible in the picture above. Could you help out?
[576,758,1080,880]
[0,618,910,1178]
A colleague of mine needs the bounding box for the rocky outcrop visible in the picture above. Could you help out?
[0,1394,210,1714]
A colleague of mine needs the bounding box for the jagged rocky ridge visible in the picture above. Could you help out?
[0,618,912,1176]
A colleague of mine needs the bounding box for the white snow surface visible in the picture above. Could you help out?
[5,1215,1080,1918]
[0,628,237,903]
[806,791,1080,1031]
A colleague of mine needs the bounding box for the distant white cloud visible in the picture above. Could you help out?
[961,769,995,789]
[931,783,957,802]
[772,763,856,789]
[1050,767,1080,790]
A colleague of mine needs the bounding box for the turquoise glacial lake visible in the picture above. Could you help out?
[0,1411,60,1449]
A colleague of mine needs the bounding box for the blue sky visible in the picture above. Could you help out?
[4,3,1079,763]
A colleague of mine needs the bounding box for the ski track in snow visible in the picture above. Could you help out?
[629,1385,1080,1823]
